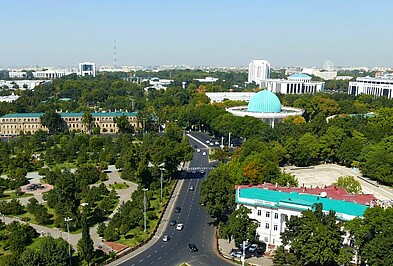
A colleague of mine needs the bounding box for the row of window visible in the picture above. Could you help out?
[257,222,279,231]
[2,118,40,123]
[2,116,137,123]
[257,210,279,219]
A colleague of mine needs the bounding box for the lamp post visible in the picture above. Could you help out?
[158,162,165,204]
[143,188,149,232]
[64,217,73,266]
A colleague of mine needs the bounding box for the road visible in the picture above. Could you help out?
[116,133,234,266]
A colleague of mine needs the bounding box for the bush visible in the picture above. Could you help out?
[146,211,157,220]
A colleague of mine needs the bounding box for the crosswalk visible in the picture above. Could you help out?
[185,166,215,171]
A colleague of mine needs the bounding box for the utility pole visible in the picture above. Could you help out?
[160,168,163,203]
[64,217,73,266]
[143,188,149,232]
[228,132,232,149]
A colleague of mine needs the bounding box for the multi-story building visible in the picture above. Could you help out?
[33,69,74,79]
[0,111,138,136]
[8,71,27,79]
[349,76,393,99]
[236,185,372,250]
[248,60,271,86]
[267,73,324,94]
[78,62,96,77]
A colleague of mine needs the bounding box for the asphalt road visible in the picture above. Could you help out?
[118,133,233,266]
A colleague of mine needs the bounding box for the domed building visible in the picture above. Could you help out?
[226,90,303,127]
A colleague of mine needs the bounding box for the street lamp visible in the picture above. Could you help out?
[143,188,149,232]
[158,162,165,204]
[64,217,73,266]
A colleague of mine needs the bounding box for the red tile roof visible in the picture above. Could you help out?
[234,183,376,206]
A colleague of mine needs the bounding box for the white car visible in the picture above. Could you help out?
[196,149,201,153]
[214,141,220,145]
[162,235,171,242]
[176,223,184,231]
[230,250,242,258]
[248,244,258,253]
[205,140,210,143]
[202,152,207,156]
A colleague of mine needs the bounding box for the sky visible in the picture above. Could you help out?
[1,0,393,68]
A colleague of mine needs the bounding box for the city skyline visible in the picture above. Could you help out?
[2,0,393,68]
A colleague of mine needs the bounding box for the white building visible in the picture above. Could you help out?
[33,69,73,79]
[248,60,271,86]
[194,77,218,83]
[267,74,324,94]
[349,76,393,99]
[302,68,337,80]
[78,62,96,77]
[0,93,19,102]
[236,187,369,249]
[8,71,27,79]
[205,92,256,103]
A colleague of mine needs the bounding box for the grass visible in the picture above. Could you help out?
[1,191,34,200]
[109,183,129,189]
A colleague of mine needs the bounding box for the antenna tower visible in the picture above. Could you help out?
[113,39,117,68]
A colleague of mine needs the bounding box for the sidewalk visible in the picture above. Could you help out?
[218,238,273,266]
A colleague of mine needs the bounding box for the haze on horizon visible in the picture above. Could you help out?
[1,0,393,68]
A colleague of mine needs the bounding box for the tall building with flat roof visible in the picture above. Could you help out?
[349,76,393,99]
[248,60,270,86]
[78,62,96,77]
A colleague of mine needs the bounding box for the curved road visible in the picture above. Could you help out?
[117,134,234,266]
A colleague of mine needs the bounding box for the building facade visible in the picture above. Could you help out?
[248,60,271,85]
[33,69,73,79]
[348,76,393,99]
[0,111,138,136]
[236,187,369,249]
[205,92,256,103]
[267,74,324,94]
[78,62,96,77]
[8,71,27,79]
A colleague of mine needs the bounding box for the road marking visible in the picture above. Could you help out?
[158,256,162,260]
[154,250,158,253]
[147,254,151,258]
[139,259,143,263]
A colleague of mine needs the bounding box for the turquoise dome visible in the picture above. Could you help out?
[247,90,281,113]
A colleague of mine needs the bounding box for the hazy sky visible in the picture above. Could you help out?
[2,0,393,68]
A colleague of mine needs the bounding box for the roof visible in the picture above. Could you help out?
[1,111,138,119]
[247,90,281,113]
[288,73,311,79]
[237,187,368,219]
[235,184,376,206]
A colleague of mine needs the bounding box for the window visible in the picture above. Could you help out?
[274,213,278,219]
[274,225,278,231]
[264,237,268,242]
[265,223,270,229]
[266,212,270,218]
[257,210,261,216]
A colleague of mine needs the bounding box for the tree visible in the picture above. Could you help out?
[334,176,362,194]
[278,203,352,266]
[114,114,134,134]
[220,205,258,246]
[41,111,65,135]
[82,111,94,135]
[346,207,393,266]
[200,165,235,222]
[39,236,70,266]
[77,215,94,265]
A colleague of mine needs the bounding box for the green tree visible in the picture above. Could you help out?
[82,111,94,135]
[77,215,94,265]
[278,203,352,266]
[334,176,362,194]
[220,205,258,246]
[39,236,70,266]
[41,111,65,135]
[115,114,134,134]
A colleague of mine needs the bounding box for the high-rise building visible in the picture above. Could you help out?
[78,62,96,77]
[248,59,271,86]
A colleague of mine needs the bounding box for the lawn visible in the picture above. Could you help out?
[109,183,129,189]
[1,191,34,200]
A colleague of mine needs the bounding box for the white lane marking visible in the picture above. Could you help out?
[147,254,151,258]
[154,250,158,253]
[139,259,143,263]
[158,256,162,260]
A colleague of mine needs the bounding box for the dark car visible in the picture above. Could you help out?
[188,243,198,252]
[194,144,198,148]
[169,220,177,226]
[175,207,181,213]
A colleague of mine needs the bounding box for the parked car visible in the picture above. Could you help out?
[202,152,206,156]
[230,250,242,258]
[188,243,198,252]
[169,220,177,226]
[214,141,220,145]
[175,207,181,213]
[248,244,259,253]
[196,149,201,153]
[162,235,171,242]
[176,223,184,231]
[194,144,198,148]
[239,241,251,250]
[189,185,194,191]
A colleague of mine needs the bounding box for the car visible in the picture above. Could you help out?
[162,235,171,242]
[214,141,220,145]
[202,152,207,156]
[230,250,242,258]
[248,244,259,253]
[189,185,194,191]
[188,243,198,252]
[239,241,251,250]
[209,142,214,146]
[196,148,201,153]
[192,170,197,174]
[194,144,198,148]
[169,220,177,226]
[175,207,181,213]
[176,223,184,231]
[205,140,210,143]
[200,170,205,174]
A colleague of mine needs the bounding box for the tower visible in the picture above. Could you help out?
[113,39,117,68]
[248,59,271,87]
